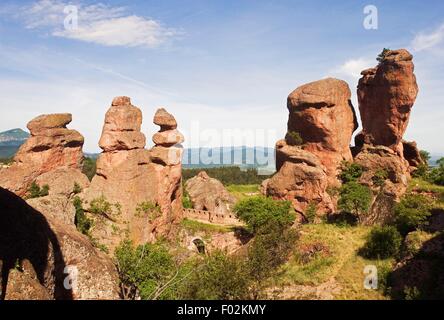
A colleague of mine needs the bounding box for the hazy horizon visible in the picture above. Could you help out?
[1,0,443,153]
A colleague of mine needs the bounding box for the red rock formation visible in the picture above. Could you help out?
[353,49,420,225]
[0,114,84,196]
[267,78,356,218]
[150,108,184,238]
[287,78,358,185]
[354,145,410,225]
[356,49,418,153]
[266,139,334,217]
[402,140,424,170]
[83,98,183,250]
[185,171,237,216]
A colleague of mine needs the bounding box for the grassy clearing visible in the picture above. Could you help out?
[180,218,234,234]
[408,178,444,195]
[227,184,260,201]
[276,223,393,300]
[408,178,444,208]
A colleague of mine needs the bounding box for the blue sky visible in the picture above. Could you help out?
[0,0,443,153]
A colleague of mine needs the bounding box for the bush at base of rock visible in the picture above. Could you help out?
[428,158,444,186]
[360,226,402,259]
[338,161,365,184]
[394,194,431,235]
[180,221,298,300]
[73,196,92,236]
[180,251,250,300]
[26,182,49,199]
[337,181,372,222]
[115,240,197,300]
[234,196,294,234]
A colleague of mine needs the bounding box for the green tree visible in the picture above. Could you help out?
[234,196,294,234]
[115,240,188,300]
[372,169,388,187]
[73,196,92,236]
[246,224,298,298]
[338,161,364,184]
[82,157,97,181]
[338,181,372,222]
[304,202,317,223]
[182,167,270,185]
[395,194,431,235]
[135,201,161,220]
[89,195,114,220]
[429,157,444,186]
[361,226,402,259]
[377,48,390,63]
[180,251,250,300]
[420,150,430,163]
[182,190,193,209]
[73,182,82,194]
[27,181,49,199]
[285,131,304,146]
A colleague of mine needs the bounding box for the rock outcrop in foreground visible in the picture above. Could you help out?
[0,114,85,196]
[185,171,237,216]
[0,187,119,300]
[83,97,183,250]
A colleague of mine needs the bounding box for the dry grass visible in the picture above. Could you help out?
[276,223,393,300]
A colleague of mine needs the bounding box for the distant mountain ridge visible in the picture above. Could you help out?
[0,128,29,145]
[0,128,29,158]
[85,146,277,171]
[0,128,441,170]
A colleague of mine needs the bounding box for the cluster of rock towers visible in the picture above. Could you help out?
[264,49,422,224]
[0,47,424,300]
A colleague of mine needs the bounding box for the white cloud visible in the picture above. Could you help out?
[411,23,444,52]
[16,0,177,48]
[331,57,374,80]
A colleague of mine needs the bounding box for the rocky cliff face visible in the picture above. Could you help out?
[82,97,183,251]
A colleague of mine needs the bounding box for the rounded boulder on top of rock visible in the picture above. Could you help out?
[27,113,72,134]
[111,96,131,106]
[153,108,177,130]
[286,77,358,185]
[98,97,146,151]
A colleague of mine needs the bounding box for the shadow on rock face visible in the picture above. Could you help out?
[0,187,72,300]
